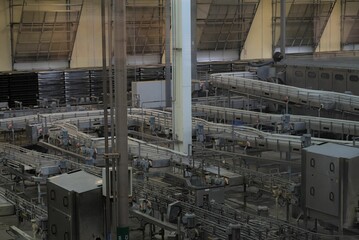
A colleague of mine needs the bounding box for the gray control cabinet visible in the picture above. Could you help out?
[47,170,104,240]
[302,143,359,231]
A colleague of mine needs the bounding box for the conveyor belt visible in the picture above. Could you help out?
[2,102,356,142]
[2,106,357,153]
[134,179,342,240]
[0,187,47,221]
[211,72,359,114]
[0,110,104,131]
[0,143,102,177]
[47,108,354,155]
[193,104,359,136]
[51,120,299,195]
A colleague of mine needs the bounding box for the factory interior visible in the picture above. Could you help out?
[0,0,359,239]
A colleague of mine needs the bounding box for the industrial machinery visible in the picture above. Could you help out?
[1,59,359,240]
[302,143,359,233]
[47,170,104,240]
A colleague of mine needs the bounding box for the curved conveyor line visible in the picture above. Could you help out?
[49,108,353,155]
[192,104,359,136]
[3,104,359,138]
[0,106,355,154]
[210,72,359,114]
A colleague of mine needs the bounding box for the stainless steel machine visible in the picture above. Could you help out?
[47,170,104,240]
[302,143,359,232]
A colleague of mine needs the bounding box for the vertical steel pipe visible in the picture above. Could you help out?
[114,0,129,239]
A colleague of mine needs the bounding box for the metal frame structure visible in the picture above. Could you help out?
[272,0,336,53]
[127,0,165,56]
[9,0,83,64]
[197,0,260,52]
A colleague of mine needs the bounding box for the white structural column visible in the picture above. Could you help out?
[172,0,192,155]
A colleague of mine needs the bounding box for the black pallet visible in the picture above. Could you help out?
[89,69,106,101]
[8,73,38,107]
[0,73,10,104]
[38,71,66,104]
[64,70,91,103]
[139,66,165,81]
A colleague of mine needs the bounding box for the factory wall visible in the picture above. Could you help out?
[0,0,354,71]
[0,0,107,72]
[71,0,106,68]
[240,0,273,60]
[0,1,12,72]
[315,0,341,52]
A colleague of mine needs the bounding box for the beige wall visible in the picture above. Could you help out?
[71,0,105,68]
[0,1,12,72]
[240,0,273,60]
[315,0,341,52]
[0,1,356,71]
[0,0,106,71]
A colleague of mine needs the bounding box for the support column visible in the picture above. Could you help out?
[191,0,197,82]
[280,0,286,57]
[165,0,171,107]
[114,0,129,239]
[172,0,192,155]
[101,0,110,239]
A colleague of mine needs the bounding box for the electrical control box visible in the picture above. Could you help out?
[102,166,132,198]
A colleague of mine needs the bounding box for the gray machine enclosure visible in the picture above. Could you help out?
[302,143,359,230]
[47,170,104,240]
